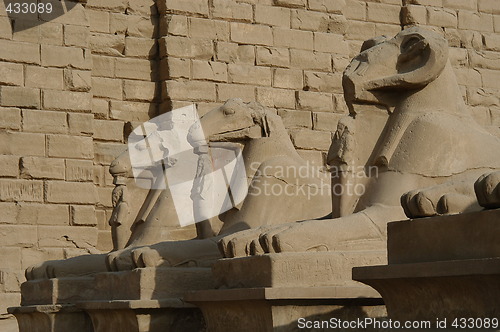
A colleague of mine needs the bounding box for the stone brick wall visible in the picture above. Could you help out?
[0,0,499,326]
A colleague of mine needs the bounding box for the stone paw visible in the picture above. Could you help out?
[131,247,166,268]
[218,225,284,258]
[106,248,141,271]
[475,171,500,209]
[401,184,478,218]
[25,261,56,280]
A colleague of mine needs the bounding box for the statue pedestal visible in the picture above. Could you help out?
[187,252,388,332]
[11,268,214,332]
[354,209,500,322]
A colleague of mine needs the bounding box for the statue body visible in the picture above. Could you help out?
[219,27,500,257]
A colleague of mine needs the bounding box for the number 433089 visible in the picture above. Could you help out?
[6,2,53,14]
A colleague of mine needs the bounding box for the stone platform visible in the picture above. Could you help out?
[187,251,388,331]
[10,268,214,332]
[354,209,500,323]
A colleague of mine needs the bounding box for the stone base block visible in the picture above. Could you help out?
[214,251,387,289]
[78,299,204,332]
[21,267,215,305]
[387,209,500,264]
[354,258,500,323]
[186,286,386,332]
[8,305,92,332]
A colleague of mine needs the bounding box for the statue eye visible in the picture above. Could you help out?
[223,107,235,115]
[401,35,423,53]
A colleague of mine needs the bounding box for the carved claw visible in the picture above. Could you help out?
[132,248,165,268]
[402,185,478,218]
[475,172,500,209]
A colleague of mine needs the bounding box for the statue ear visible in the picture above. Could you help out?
[395,30,448,87]
[368,29,448,90]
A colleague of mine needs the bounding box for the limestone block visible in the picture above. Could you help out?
[46,181,97,205]
[123,80,157,102]
[0,225,37,246]
[216,42,255,64]
[426,7,458,28]
[458,11,493,32]
[0,248,21,271]
[47,135,93,159]
[277,109,312,128]
[64,25,89,48]
[291,9,330,32]
[484,33,500,52]
[71,206,98,226]
[0,62,23,86]
[401,4,427,26]
[256,87,296,109]
[0,40,40,65]
[217,84,255,103]
[18,203,69,226]
[0,132,45,156]
[38,224,98,248]
[160,57,190,80]
[65,159,94,183]
[366,2,401,25]
[273,68,303,89]
[87,0,128,12]
[159,15,188,37]
[0,107,21,130]
[0,87,40,109]
[64,69,92,92]
[404,0,442,5]
[125,37,157,59]
[0,155,19,178]
[24,66,62,90]
[313,112,343,131]
[274,0,306,8]
[110,101,156,122]
[297,149,324,166]
[22,110,68,134]
[20,157,65,180]
[88,9,109,33]
[273,27,314,50]
[93,120,124,142]
[256,47,290,68]
[41,45,91,70]
[189,17,229,41]
[158,0,209,16]
[93,99,109,119]
[127,0,158,16]
[325,14,348,34]
[98,187,113,208]
[43,90,92,112]
[90,33,125,56]
[480,68,500,89]
[344,0,365,20]
[254,5,290,27]
[159,36,214,60]
[308,0,345,14]
[39,1,88,26]
[314,32,349,54]
[21,248,65,271]
[0,293,20,314]
[125,15,158,39]
[192,60,228,82]
[164,80,216,102]
[92,55,115,78]
[345,21,376,41]
[454,68,482,87]
[68,113,94,136]
[212,0,253,22]
[304,71,343,93]
[228,64,272,86]
[230,23,273,46]
[290,129,332,150]
[94,142,127,165]
[290,49,331,71]
[91,77,122,100]
[115,58,156,81]
[470,50,500,71]
[479,0,500,15]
